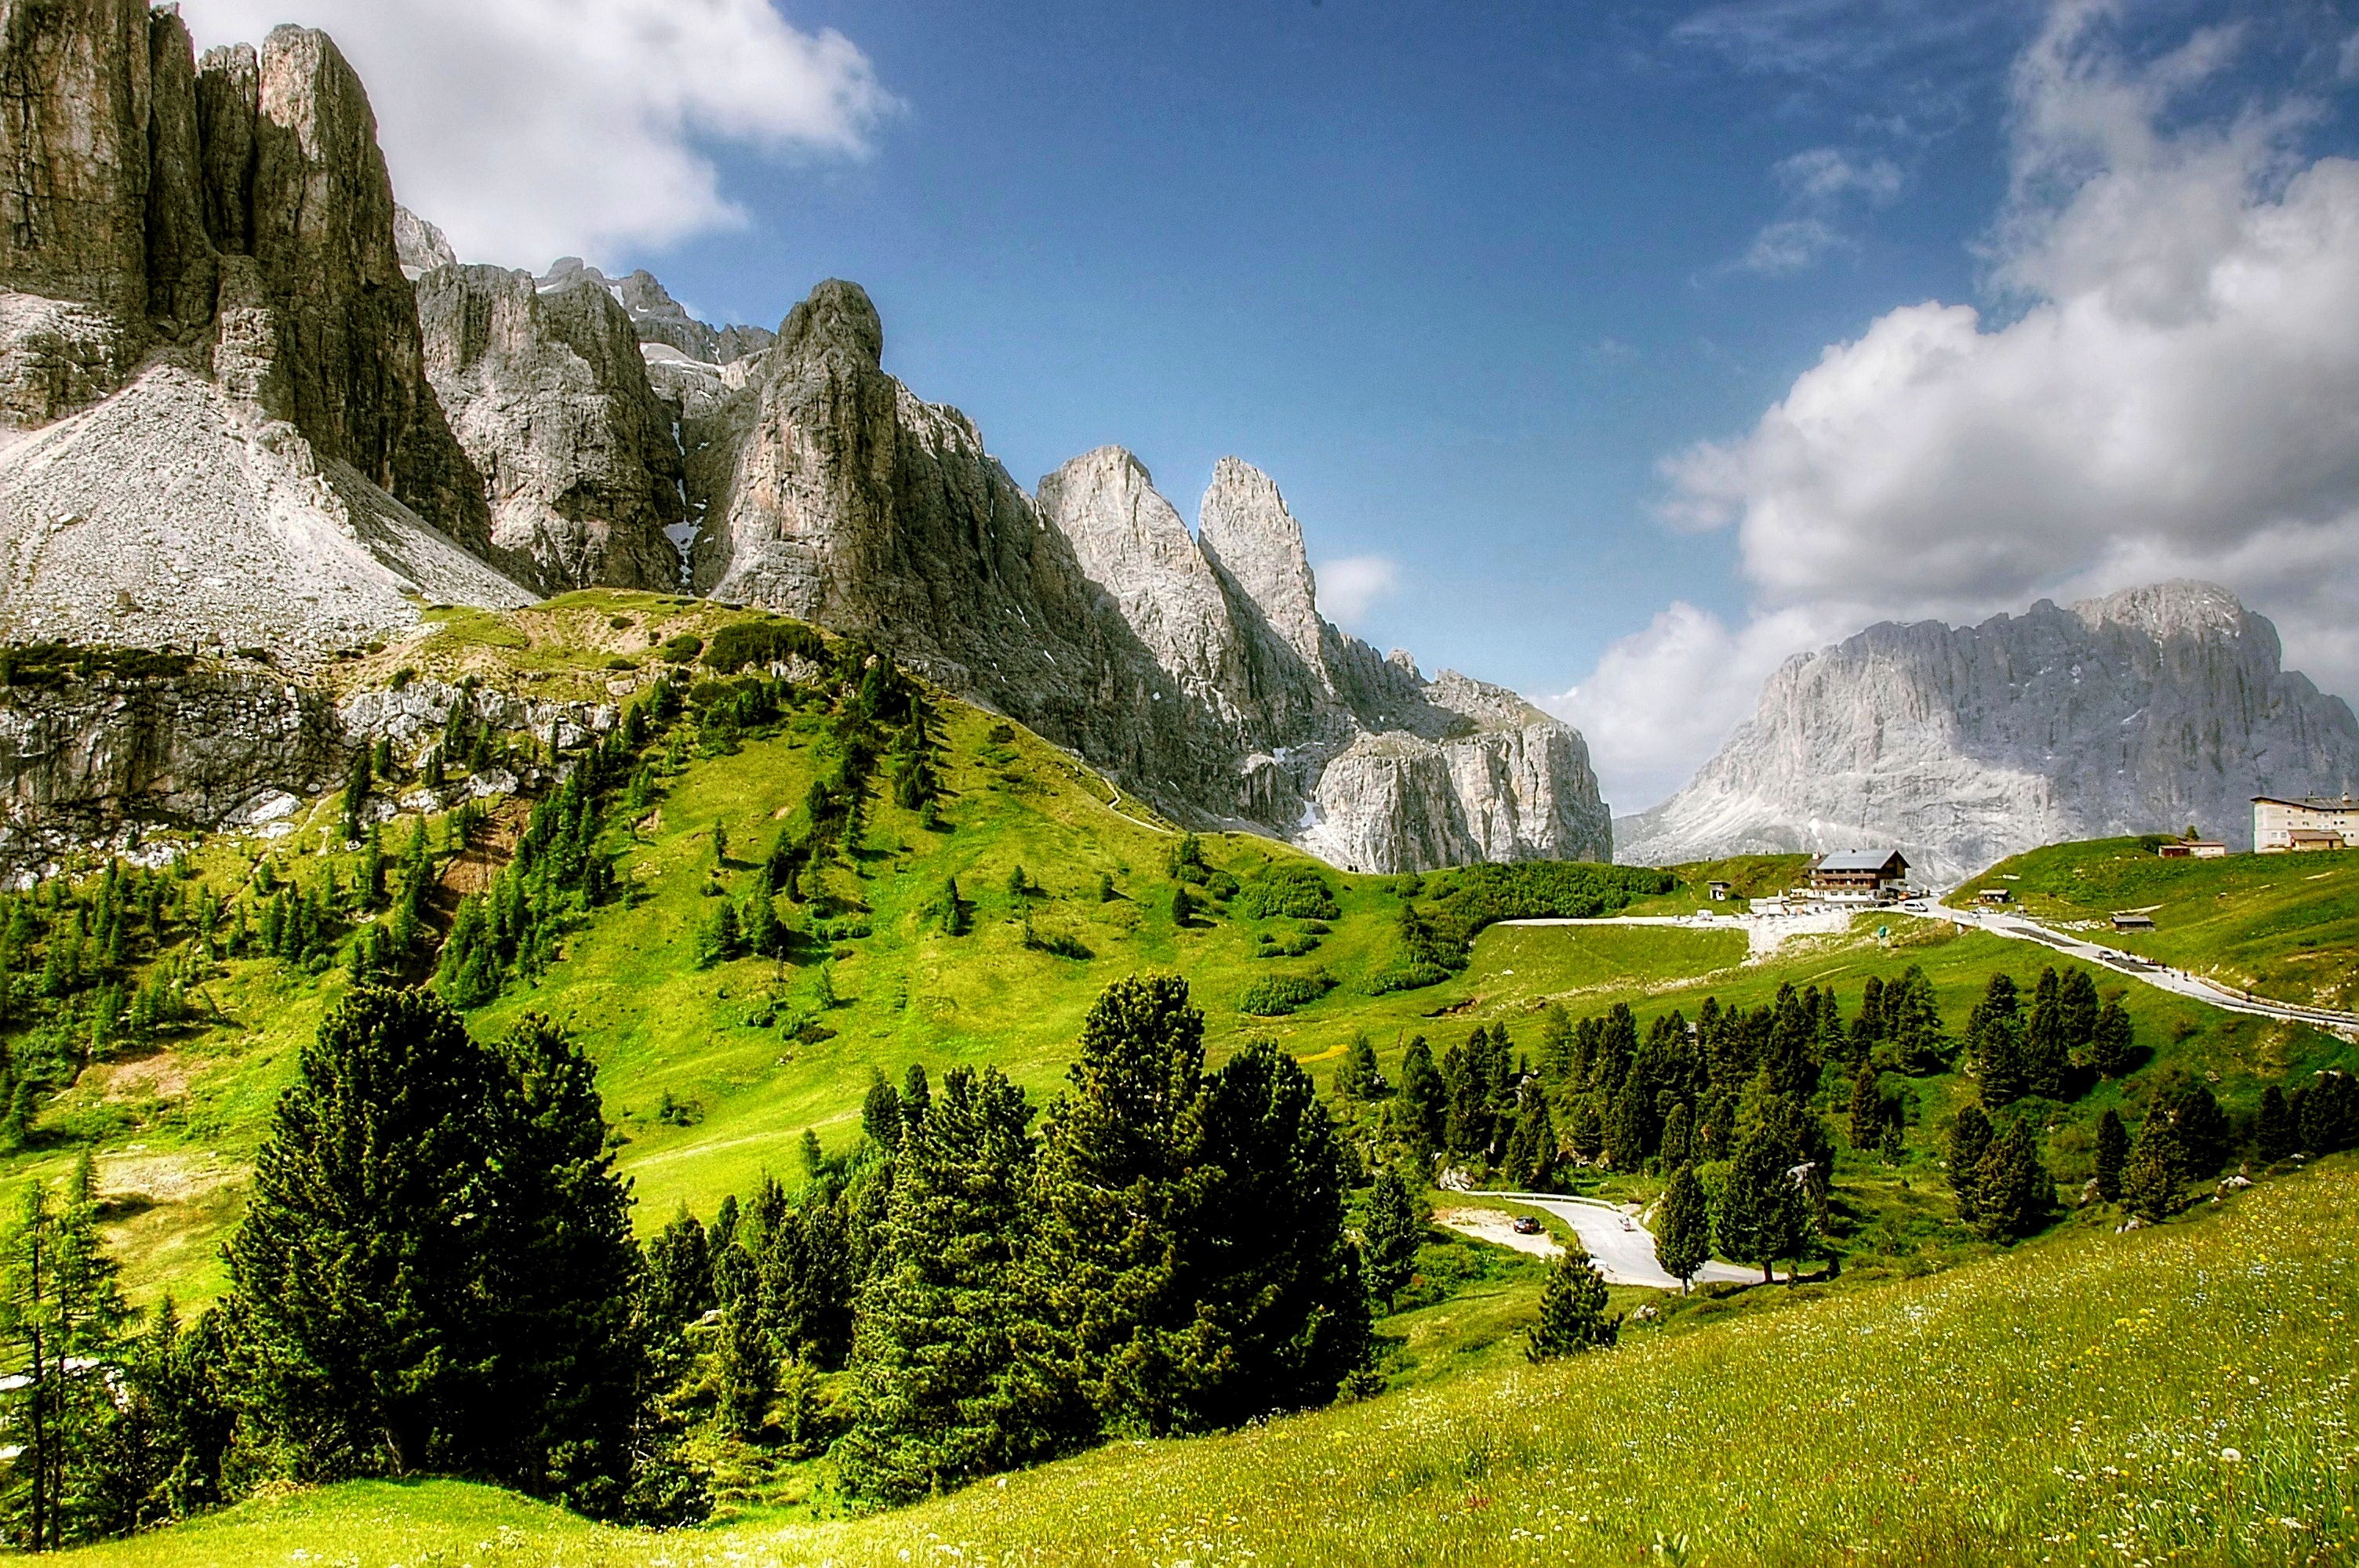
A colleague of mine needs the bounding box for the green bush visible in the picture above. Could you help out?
[1237,971,1336,1016]
[1238,865,1339,920]
[660,633,705,663]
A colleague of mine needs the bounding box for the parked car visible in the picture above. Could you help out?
[1511,1215,1545,1236]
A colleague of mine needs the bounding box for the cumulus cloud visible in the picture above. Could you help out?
[185,0,898,266]
[1540,602,1856,811]
[1314,556,1401,626]
[1566,0,2359,808]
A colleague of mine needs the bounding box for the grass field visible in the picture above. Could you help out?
[1956,837,2359,1009]
[9,595,2351,1319]
[60,1157,2359,1567]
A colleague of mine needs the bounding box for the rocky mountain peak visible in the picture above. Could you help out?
[1618,583,2359,880]
[2073,578,2248,644]
[1198,456,1327,688]
[393,206,456,280]
[778,278,882,369]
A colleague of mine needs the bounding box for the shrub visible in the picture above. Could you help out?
[1237,972,1336,1017]
[703,619,825,674]
[1238,864,1339,920]
[660,633,704,663]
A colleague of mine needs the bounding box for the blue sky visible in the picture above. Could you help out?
[190,0,2359,808]
[637,0,2026,684]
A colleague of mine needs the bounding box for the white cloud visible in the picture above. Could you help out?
[1540,601,1856,812]
[1738,216,1845,274]
[185,0,897,267]
[1314,555,1401,626]
[1776,147,1904,204]
[1566,0,2359,808]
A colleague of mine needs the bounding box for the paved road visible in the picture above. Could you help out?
[1459,1189,1762,1290]
[1922,906,2359,1036]
[1500,908,1854,958]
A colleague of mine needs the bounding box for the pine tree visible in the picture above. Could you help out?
[1170,881,1197,927]
[1717,1100,1812,1283]
[1968,1118,2052,1241]
[940,876,969,935]
[224,986,503,1479]
[1848,1062,1884,1151]
[1971,975,2026,1105]
[2121,1116,2185,1223]
[0,1160,132,1549]
[1186,1038,1372,1428]
[2058,967,2101,1051]
[1361,1168,1423,1312]
[2088,996,2135,1078]
[694,901,742,968]
[2092,1107,2128,1202]
[742,888,783,960]
[862,1070,904,1150]
[1659,1101,1693,1169]
[339,749,372,845]
[1653,1163,1710,1294]
[2295,1070,2358,1154]
[2151,1076,2230,1178]
[1026,975,1209,1439]
[1945,1103,1994,1229]
[2255,1086,2298,1163]
[1396,1034,1446,1157]
[837,1066,1067,1501]
[901,1064,932,1127]
[1333,1033,1385,1101]
[2021,967,2068,1099]
[1528,1252,1619,1359]
[480,1014,649,1515]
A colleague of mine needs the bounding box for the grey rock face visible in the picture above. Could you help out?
[539,257,774,365]
[1030,444,1611,872]
[0,12,533,661]
[0,666,347,860]
[416,263,684,590]
[1617,582,2359,883]
[393,205,456,280]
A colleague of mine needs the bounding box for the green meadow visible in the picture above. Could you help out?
[1957,837,2359,1010]
[58,1160,2359,1567]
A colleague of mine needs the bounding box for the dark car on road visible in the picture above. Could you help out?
[1511,1215,1545,1236]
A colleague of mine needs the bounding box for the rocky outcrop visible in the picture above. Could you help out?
[0,666,347,866]
[1029,445,1611,871]
[416,263,685,590]
[0,11,531,661]
[1617,582,2359,883]
[393,205,455,280]
[536,256,775,366]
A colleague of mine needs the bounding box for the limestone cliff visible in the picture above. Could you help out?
[1616,582,2359,883]
[0,8,530,661]
[416,263,684,590]
[1032,445,1611,871]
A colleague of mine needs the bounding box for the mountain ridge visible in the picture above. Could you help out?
[1617,580,2359,882]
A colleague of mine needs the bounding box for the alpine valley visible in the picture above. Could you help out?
[0,9,2354,1568]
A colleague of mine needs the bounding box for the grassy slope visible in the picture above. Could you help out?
[63,1159,2359,1567]
[20,596,2354,1308]
[1956,837,2359,1009]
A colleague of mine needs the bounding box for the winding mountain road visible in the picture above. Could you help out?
[1455,1190,1762,1290]
[1923,906,2359,1038]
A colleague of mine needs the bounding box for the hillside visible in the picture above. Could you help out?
[1955,837,2359,1011]
[17,597,2347,1323]
[57,1159,2359,1566]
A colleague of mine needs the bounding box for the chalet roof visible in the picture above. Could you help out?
[1814,849,1908,874]
[2252,795,2359,808]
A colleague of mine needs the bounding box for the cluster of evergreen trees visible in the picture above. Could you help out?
[834,975,1370,1500]
[0,988,692,1548]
